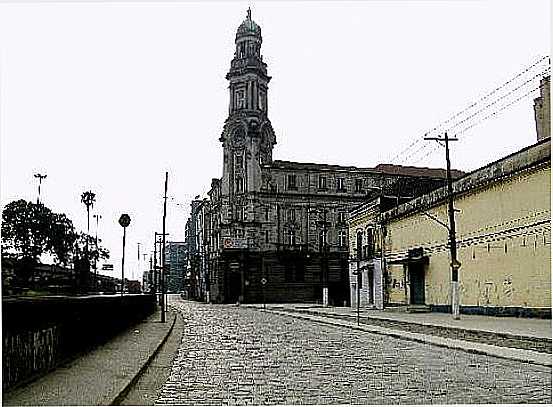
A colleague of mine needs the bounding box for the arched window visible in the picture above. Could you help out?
[356,230,363,259]
[366,227,374,257]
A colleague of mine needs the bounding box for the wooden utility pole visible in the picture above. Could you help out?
[161,171,168,323]
[424,132,461,319]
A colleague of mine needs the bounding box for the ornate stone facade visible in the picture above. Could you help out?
[195,10,457,305]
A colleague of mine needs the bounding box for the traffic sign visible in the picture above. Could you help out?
[119,214,131,227]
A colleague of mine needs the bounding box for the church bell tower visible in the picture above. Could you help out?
[220,9,277,197]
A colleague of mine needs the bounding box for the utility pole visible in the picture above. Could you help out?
[356,249,361,326]
[424,132,461,319]
[154,232,169,301]
[153,233,158,297]
[149,255,154,294]
[34,173,47,204]
[161,171,168,323]
[93,214,102,292]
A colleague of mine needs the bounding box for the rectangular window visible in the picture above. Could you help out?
[236,89,245,109]
[338,230,347,247]
[338,212,346,224]
[337,177,346,191]
[318,175,327,189]
[265,207,269,221]
[235,177,243,193]
[265,230,269,244]
[355,179,363,193]
[287,208,295,223]
[235,155,243,169]
[288,230,296,245]
[287,174,297,190]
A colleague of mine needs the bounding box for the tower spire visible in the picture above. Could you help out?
[247,7,251,20]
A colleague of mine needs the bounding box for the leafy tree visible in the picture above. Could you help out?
[2,200,54,262]
[47,212,78,265]
[74,232,110,263]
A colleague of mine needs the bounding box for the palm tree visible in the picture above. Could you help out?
[80,191,96,253]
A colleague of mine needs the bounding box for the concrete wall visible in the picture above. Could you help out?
[2,294,156,391]
[383,161,551,315]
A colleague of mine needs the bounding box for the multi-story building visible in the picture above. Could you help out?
[163,241,187,293]
[185,10,457,305]
[349,76,551,316]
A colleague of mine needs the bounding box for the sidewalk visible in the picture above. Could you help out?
[245,303,552,366]
[2,308,177,406]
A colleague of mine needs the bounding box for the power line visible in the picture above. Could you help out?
[426,56,549,136]
[389,57,550,165]
[403,73,548,166]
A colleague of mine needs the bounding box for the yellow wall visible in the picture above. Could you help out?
[384,164,551,309]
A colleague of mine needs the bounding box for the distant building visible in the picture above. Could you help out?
[164,241,187,293]
[534,76,551,141]
[186,10,459,305]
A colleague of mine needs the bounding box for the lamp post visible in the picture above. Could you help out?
[315,208,330,307]
[81,190,96,292]
[352,248,361,326]
[118,214,131,296]
[34,173,47,205]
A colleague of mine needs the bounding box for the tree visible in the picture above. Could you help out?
[47,212,78,265]
[74,232,110,263]
[2,200,79,287]
[2,200,54,262]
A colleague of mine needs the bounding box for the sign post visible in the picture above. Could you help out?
[261,277,267,310]
[118,214,131,296]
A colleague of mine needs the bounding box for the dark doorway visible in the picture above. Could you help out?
[367,269,374,305]
[226,264,242,303]
[409,263,425,305]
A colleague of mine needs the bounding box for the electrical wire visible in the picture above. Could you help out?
[389,57,550,165]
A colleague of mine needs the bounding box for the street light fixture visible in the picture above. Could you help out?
[34,173,47,205]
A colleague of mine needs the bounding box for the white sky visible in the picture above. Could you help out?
[0,0,550,280]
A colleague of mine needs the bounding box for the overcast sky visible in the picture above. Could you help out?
[0,0,550,280]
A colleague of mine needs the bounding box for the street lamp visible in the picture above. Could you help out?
[81,190,96,292]
[34,173,47,205]
[118,214,131,296]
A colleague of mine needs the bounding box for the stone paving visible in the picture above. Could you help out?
[156,300,552,405]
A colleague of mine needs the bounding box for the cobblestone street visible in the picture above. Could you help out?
[156,299,551,405]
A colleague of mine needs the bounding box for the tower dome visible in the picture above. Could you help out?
[236,8,261,40]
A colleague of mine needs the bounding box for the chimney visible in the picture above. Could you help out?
[534,75,550,141]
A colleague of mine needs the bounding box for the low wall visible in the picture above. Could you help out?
[2,294,156,391]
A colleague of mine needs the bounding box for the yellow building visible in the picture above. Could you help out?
[381,138,551,317]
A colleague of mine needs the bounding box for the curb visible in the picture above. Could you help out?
[110,309,178,406]
[254,307,552,368]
